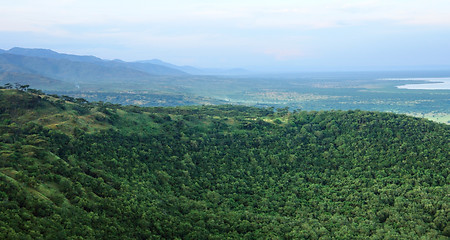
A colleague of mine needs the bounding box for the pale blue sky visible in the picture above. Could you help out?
[1,0,450,71]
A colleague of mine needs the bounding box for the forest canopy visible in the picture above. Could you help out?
[0,88,449,239]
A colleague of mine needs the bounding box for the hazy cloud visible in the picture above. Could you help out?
[1,0,449,69]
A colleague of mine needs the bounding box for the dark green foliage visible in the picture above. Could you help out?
[0,89,449,239]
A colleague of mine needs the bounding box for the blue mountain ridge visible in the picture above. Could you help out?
[3,47,187,76]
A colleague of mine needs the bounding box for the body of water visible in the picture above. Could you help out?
[380,77,450,90]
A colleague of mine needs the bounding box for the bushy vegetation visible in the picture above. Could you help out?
[0,88,449,239]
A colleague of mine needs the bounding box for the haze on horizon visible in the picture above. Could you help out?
[1,0,450,72]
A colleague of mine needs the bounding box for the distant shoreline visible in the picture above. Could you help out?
[379,77,450,90]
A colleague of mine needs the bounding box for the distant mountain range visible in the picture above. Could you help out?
[135,59,248,75]
[0,47,249,90]
[6,47,104,64]
[0,48,184,89]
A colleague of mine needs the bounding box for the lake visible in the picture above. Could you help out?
[381,77,450,90]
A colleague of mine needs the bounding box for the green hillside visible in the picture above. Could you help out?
[0,88,449,239]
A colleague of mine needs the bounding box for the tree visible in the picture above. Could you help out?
[19,84,30,92]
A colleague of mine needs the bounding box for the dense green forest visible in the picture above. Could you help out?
[0,88,449,239]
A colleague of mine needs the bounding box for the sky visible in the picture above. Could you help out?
[1,0,450,72]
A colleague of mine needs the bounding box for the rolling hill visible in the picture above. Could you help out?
[0,72,72,90]
[6,47,104,64]
[0,48,188,90]
[0,53,154,83]
[3,47,188,76]
[0,88,448,239]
